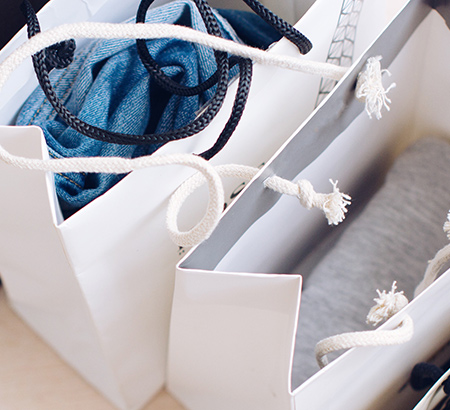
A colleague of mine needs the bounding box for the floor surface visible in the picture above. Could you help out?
[0,287,185,410]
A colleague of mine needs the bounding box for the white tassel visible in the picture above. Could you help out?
[296,179,351,225]
[355,56,396,120]
[366,281,409,326]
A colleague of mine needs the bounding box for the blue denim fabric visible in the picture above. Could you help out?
[16,1,281,217]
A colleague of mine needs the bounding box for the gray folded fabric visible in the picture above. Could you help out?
[292,137,450,388]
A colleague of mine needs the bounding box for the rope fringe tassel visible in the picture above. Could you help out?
[315,315,413,368]
[366,281,409,326]
[355,56,396,120]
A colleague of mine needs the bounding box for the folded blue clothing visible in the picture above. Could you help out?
[16,0,282,217]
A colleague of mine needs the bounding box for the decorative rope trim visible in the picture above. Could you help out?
[414,211,450,297]
[167,164,258,247]
[315,282,412,369]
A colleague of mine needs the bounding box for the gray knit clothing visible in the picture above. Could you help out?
[292,138,450,388]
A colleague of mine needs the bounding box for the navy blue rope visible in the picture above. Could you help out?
[411,362,450,409]
[21,0,312,159]
[20,0,230,148]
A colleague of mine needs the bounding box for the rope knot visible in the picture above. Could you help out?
[44,39,76,71]
[366,281,409,326]
[296,179,351,225]
[355,56,396,120]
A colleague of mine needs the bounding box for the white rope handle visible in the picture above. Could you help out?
[0,22,394,118]
[167,164,258,247]
[0,145,224,248]
[0,22,347,92]
[167,164,352,241]
[314,282,412,368]
[315,315,413,368]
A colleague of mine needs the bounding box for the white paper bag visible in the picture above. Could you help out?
[167,1,450,409]
[0,0,401,408]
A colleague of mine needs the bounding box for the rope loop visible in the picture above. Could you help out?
[315,282,412,369]
[241,0,312,54]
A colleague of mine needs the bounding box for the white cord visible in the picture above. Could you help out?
[0,22,394,119]
[168,164,351,234]
[366,281,409,326]
[316,208,450,368]
[315,282,412,368]
[0,144,224,248]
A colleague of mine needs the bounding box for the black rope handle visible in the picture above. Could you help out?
[241,0,312,54]
[136,0,222,97]
[201,56,252,160]
[136,0,311,97]
[136,0,311,98]
[135,0,312,98]
[21,0,231,148]
[136,0,258,159]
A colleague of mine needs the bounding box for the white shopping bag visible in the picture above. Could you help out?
[167,1,450,409]
[0,0,402,409]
